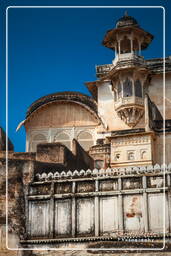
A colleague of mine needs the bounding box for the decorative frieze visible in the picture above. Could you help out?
[35,163,170,181]
[111,135,150,146]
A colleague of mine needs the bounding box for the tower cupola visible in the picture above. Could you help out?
[102,12,153,127]
[103,11,153,60]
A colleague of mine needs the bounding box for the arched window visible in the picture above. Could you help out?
[54,132,71,149]
[117,82,122,98]
[94,160,104,169]
[77,131,93,151]
[128,151,135,161]
[31,134,47,152]
[120,36,131,54]
[123,78,133,97]
[135,79,142,97]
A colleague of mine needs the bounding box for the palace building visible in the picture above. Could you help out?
[0,11,171,256]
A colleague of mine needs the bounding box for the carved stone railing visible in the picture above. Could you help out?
[96,64,113,78]
[35,164,171,181]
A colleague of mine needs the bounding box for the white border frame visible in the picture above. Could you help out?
[5,5,166,251]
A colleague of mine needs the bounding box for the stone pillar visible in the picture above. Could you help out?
[72,181,76,237]
[118,40,121,56]
[50,182,55,238]
[118,178,124,231]
[142,176,149,232]
[130,38,133,53]
[138,40,141,56]
[144,94,151,132]
[95,180,100,236]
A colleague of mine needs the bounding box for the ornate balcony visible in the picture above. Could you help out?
[114,53,145,69]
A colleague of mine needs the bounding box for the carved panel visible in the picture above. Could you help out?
[100,196,118,235]
[148,193,169,232]
[123,177,142,190]
[29,184,51,195]
[123,195,144,232]
[147,176,164,188]
[99,179,118,191]
[28,200,51,238]
[76,181,95,193]
[55,182,72,194]
[76,198,95,236]
[54,199,72,237]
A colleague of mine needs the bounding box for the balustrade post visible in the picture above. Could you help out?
[118,178,124,232]
[72,181,76,237]
[142,176,149,232]
[95,180,100,236]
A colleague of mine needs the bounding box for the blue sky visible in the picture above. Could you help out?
[0,0,170,152]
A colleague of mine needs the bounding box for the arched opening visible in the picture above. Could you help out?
[117,82,122,99]
[77,131,93,151]
[54,132,71,149]
[120,36,131,54]
[31,134,47,152]
[133,38,139,55]
[128,151,135,161]
[135,79,142,97]
[94,160,104,169]
[123,78,133,97]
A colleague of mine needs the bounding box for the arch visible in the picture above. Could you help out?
[135,79,142,97]
[77,131,94,151]
[33,134,46,140]
[54,132,71,150]
[123,78,133,97]
[31,133,47,152]
[120,36,131,54]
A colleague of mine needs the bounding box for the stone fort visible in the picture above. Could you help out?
[0,11,171,256]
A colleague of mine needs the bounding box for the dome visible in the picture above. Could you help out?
[116,11,138,28]
[26,91,98,118]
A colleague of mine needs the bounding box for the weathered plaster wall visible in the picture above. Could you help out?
[148,73,171,119]
[154,132,171,165]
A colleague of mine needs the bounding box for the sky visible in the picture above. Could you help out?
[0,0,171,152]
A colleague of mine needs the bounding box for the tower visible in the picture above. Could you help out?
[102,11,153,127]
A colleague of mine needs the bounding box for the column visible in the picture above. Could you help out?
[50,182,55,238]
[138,40,141,56]
[95,180,100,236]
[118,178,124,232]
[118,40,121,56]
[130,38,133,53]
[142,176,149,232]
[72,181,76,237]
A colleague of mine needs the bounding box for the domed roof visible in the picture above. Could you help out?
[116,11,138,28]
[26,91,98,118]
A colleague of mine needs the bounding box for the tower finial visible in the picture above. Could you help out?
[124,10,128,17]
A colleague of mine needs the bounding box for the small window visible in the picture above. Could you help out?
[135,79,142,97]
[94,160,104,169]
[114,153,121,161]
[123,78,133,97]
[128,151,135,160]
